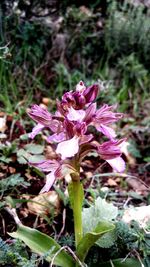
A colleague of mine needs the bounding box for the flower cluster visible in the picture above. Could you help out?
[28,81,125,192]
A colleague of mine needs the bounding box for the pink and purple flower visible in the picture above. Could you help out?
[28,81,125,192]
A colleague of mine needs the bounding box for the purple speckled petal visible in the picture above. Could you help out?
[28,123,44,139]
[107,157,125,172]
[56,136,79,160]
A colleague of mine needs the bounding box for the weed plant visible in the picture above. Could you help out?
[105,1,150,65]
[0,0,150,115]
[0,14,50,111]
[0,238,40,266]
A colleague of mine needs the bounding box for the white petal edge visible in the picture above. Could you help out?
[40,172,56,193]
[67,107,85,122]
[107,157,125,173]
[56,136,79,160]
[98,124,116,140]
[28,123,44,139]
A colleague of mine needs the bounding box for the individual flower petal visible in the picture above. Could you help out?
[47,132,66,143]
[79,134,93,145]
[74,122,87,136]
[73,91,86,108]
[62,91,75,106]
[95,104,123,124]
[56,136,79,160]
[28,105,52,126]
[76,81,86,92]
[98,139,124,160]
[64,119,74,138]
[83,84,99,103]
[30,159,59,172]
[106,157,125,172]
[28,123,44,139]
[84,103,96,124]
[40,172,56,193]
[97,124,116,140]
[67,106,85,122]
[49,119,63,133]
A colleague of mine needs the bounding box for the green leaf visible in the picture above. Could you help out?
[5,196,31,208]
[76,221,115,262]
[17,149,29,164]
[20,133,29,140]
[82,197,118,233]
[0,174,30,193]
[17,148,45,164]
[29,154,45,163]
[127,140,141,158]
[82,197,118,248]
[98,258,142,267]
[24,144,44,154]
[0,156,11,163]
[96,230,116,248]
[8,224,75,267]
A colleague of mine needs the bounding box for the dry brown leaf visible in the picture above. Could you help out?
[85,172,93,179]
[107,178,118,187]
[42,97,55,106]
[0,172,4,178]
[8,167,16,174]
[79,6,92,16]
[115,177,121,183]
[27,191,60,216]
[65,174,72,183]
[126,177,148,195]
[45,145,58,160]
[81,160,94,168]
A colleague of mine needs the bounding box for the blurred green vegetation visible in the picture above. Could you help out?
[0,2,150,265]
[0,0,149,116]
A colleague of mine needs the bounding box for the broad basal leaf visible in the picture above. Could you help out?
[96,230,116,248]
[82,197,118,248]
[8,224,75,267]
[76,221,115,262]
[82,197,118,233]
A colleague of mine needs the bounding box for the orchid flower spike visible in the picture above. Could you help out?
[28,81,126,192]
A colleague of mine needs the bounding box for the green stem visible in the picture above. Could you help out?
[72,179,83,248]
